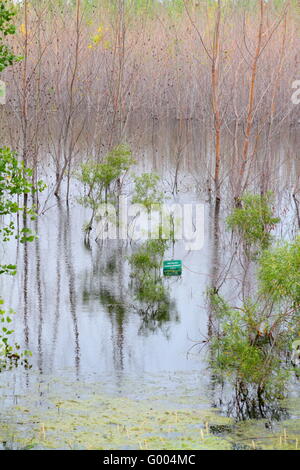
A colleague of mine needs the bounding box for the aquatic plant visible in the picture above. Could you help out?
[226,192,280,255]
[209,292,289,384]
[1,370,299,450]
[128,178,177,335]
[258,235,300,306]
[132,173,164,212]
[77,144,135,239]
[0,299,32,373]
[128,238,174,333]
[207,232,300,419]
[129,239,168,279]
[0,147,45,244]
[207,290,293,419]
[205,195,300,419]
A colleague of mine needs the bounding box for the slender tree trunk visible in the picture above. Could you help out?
[54,0,81,199]
[236,0,264,201]
[261,6,288,195]
[211,0,221,203]
[22,0,29,208]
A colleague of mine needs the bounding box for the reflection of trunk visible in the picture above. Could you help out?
[206,200,222,414]
[85,211,95,247]
[116,241,125,371]
[22,213,29,351]
[51,200,63,368]
[116,178,121,239]
[35,218,43,373]
[231,379,280,421]
[66,159,72,205]
[99,244,126,372]
[63,207,80,376]
[208,200,220,337]
[22,0,29,209]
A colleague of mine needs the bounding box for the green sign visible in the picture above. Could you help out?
[163,260,182,276]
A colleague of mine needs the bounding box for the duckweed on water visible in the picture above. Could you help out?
[0,373,299,450]
[0,396,231,450]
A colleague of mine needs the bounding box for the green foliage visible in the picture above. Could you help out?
[0,0,22,72]
[0,298,32,372]
[0,147,45,248]
[207,227,300,414]
[0,264,16,275]
[77,144,135,213]
[128,177,172,301]
[136,277,169,304]
[130,243,176,336]
[129,238,168,279]
[258,235,300,306]
[208,291,289,400]
[136,278,176,335]
[227,192,280,253]
[100,0,158,20]
[132,173,164,212]
[164,0,185,17]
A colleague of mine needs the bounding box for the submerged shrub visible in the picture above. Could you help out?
[77,144,135,236]
[258,235,300,305]
[132,173,164,212]
[128,220,176,333]
[227,192,280,253]
[136,277,169,304]
[0,300,32,372]
[129,238,168,280]
[78,144,135,207]
[208,291,290,404]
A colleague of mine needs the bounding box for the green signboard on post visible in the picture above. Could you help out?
[163,260,182,276]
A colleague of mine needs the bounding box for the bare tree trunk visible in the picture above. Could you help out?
[236,0,264,201]
[184,0,223,204]
[211,0,221,204]
[261,4,288,195]
[22,0,29,208]
[54,0,81,200]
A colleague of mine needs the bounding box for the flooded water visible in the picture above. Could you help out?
[1,198,212,376]
[0,128,300,450]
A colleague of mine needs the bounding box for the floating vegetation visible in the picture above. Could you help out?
[0,372,299,450]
